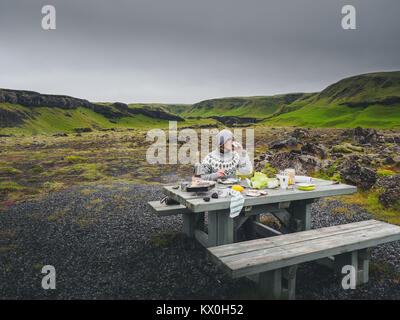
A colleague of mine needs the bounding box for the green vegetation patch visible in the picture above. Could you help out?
[377,169,396,177]
[331,143,364,153]
[0,181,23,191]
[0,166,22,174]
[261,163,278,178]
[65,155,88,163]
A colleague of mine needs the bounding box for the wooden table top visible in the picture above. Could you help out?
[163,178,357,213]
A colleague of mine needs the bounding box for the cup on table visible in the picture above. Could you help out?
[284,168,295,185]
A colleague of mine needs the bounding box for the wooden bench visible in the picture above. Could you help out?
[208,220,400,300]
[148,200,190,216]
[148,200,203,237]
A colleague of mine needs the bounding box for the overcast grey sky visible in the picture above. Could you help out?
[0,0,399,104]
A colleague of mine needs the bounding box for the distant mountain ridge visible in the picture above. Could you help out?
[164,71,400,128]
[0,89,185,133]
[172,93,309,118]
[1,71,399,134]
[0,89,183,122]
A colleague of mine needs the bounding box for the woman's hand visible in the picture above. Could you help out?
[233,142,243,152]
[217,169,225,178]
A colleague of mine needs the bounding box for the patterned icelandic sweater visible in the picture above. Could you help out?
[200,149,253,181]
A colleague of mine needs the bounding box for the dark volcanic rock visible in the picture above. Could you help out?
[53,132,68,137]
[352,127,379,145]
[360,155,373,166]
[74,127,92,133]
[394,156,400,168]
[268,137,298,150]
[0,107,28,128]
[301,142,328,159]
[253,152,274,171]
[340,159,377,190]
[0,88,99,110]
[385,156,395,165]
[269,150,322,175]
[291,128,311,139]
[193,116,263,126]
[376,175,400,207]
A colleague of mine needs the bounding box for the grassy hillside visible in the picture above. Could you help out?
[141,103,190,115]
[262,100,400,128]
[176,93,308,118]
[261,71,400,128]
[317,71,400,105]
[0,104,162,135]
[164,72,400,128]
[0,103,219,135]
[0,89,195,135]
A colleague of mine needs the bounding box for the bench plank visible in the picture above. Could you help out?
[209,219,380,257]
[148,200,190,216]
[208,220,400,278]
[223,224,397,268]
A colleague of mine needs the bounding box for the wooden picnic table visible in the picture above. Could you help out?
[155,180,400,299]
[162,178,357,248]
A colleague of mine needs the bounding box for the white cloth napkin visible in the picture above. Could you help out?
[229,189,245,218]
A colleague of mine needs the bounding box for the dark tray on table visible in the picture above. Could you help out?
[185,181,216,193]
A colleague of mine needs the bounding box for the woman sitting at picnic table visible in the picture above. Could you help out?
[201,129,253,181]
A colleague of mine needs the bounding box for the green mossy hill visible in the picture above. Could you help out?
[177,93,307,118]
[0,89,185,135]
[262,71,400,128]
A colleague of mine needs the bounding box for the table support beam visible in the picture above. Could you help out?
[252,220,282,237]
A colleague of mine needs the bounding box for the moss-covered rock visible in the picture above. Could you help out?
[331,143,364,154]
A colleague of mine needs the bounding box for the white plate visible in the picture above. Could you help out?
[218,178,238,184]
[297,183,315,188]
[246,190,261,197]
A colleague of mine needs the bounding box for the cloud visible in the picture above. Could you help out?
[0,0,399,103]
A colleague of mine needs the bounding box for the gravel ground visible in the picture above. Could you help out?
[0,184,399,300]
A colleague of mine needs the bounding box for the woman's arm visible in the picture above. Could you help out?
[200,155,218,181]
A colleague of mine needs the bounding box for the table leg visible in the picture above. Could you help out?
[217,211,235,245]
[183,212,204,238]
[288,200,312,231]
[208,210,235,246]
[357,248,370,285]
[259,269,282,299]
[334,251,358,283]
[208,211,218,247]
